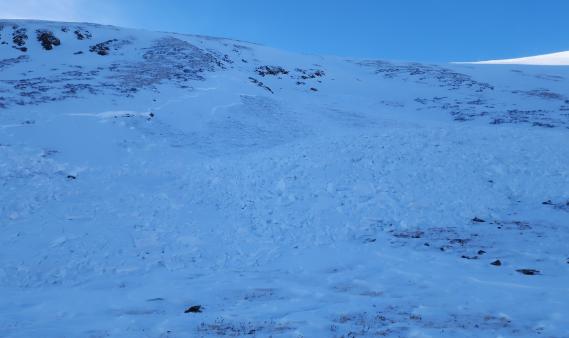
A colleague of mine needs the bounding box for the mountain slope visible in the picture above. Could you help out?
[469,50,569,66]
[1,20,568,338]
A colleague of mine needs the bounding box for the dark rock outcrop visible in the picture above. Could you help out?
[74,29,92,40]
[36,30,61,50]
[12,26,28,52]
[184,305,203,313]
[256,65,289,77]
[89,39,118,56]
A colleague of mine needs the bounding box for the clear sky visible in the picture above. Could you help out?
[1,0,568,62]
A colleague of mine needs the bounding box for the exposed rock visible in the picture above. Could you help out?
[449,238,470,246]
[248,77,273,93]
[296,68,326,79]
[490,260,502,266]
[12,26,28,52]
[222,54,233,64]
[393,230,424,239]
[184,305,203,313]
[532,121,555,128]
[74,29,92,40]
[516,269,540,275]
[256,65,289,77]
[36,30,61,50]
[89,39,118,56]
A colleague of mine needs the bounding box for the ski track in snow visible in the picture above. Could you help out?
[0,20,568,338]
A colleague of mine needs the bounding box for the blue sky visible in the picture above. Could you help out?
[2,0,568,62]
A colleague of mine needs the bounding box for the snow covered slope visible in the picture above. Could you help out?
[467,50,569,66]
[1,20,569,338]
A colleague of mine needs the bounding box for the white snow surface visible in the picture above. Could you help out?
[1,20,569,338]
[466,50,569,66]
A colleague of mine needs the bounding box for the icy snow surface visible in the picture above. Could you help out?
[1,20,569,337]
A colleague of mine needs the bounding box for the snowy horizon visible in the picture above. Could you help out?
[1,0,568,62]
